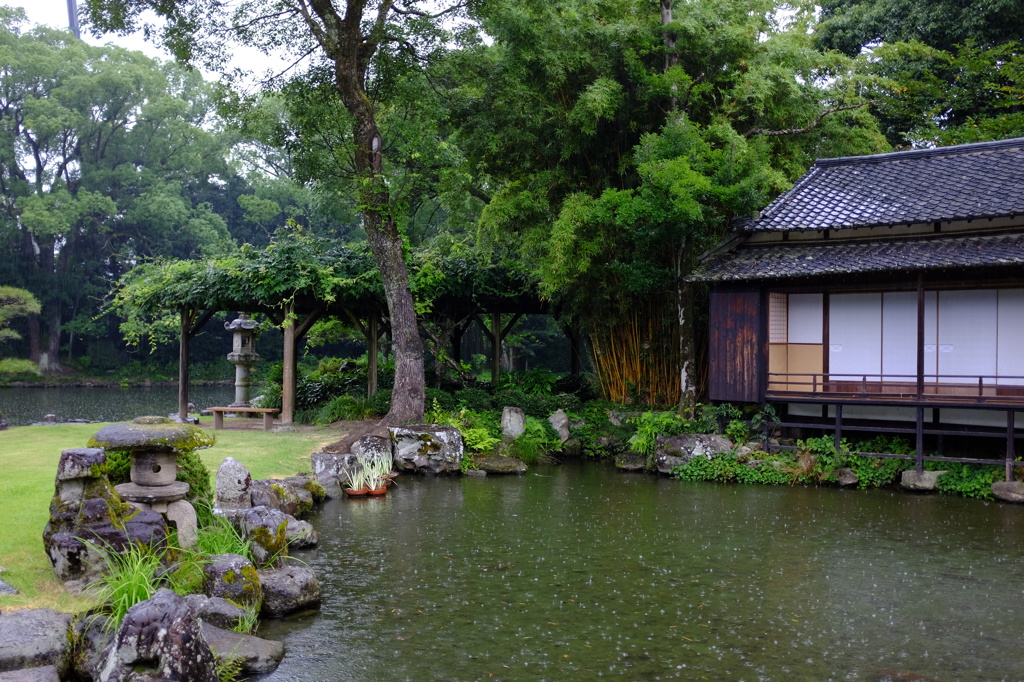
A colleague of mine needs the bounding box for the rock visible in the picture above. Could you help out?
[249,480,286,514]
[475,456,528,474]
[992,481,1024,503]
[654,433,733,473]
[250,480,312,516]
[901,470,946,491]
[464,469,487,477]
[238,506,290,566]
[203,554,263,610]
[0,580,17,596]
[88,416,214,454]
[201,623,285,675]
[214,457,253,511]
[836,467,859,487]
[310,452,348,497]
[0,609,72,676]
[165,500,198,549]
[43,447,168,589]
[0,665,59,681]
[257,563,322,618]
[350,435,392,461]
[389,425,464,475]
[285,517,319,549]
[548,409,571,443]
[284,475,327,504]
[97,588,218,682]
[0,415,8,431]
[561,437,583,458]
[70,614,113,681]
[269,425,298,433]
[184,595,248,630]
[615,451,648,471]
[55,447,106,482]
[501,407,526,440]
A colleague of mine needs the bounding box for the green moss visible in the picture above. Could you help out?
[223,569,237,584]
[303,480,326,503]
[240,564,259,588]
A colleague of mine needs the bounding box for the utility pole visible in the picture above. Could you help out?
[66,0,81,39]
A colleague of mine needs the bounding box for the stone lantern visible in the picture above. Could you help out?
[89,417,214,549]
[225,312,260,408]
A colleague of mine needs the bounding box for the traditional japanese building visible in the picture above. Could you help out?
[691,137,1024,476]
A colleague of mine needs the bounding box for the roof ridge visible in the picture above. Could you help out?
[815,137,1024,167]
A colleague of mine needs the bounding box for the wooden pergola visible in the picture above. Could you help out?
[175,289,579,425]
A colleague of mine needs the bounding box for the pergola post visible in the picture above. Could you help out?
[178,308,190,422]
[178,307,213,422]
[281,302,296,426]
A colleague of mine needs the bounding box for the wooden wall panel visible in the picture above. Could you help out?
[709,288,764,403]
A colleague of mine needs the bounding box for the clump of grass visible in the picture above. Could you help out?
[87,540,165,632]
[196,514,253,562]
[233,603,260,635]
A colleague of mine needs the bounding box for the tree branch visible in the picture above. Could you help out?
[745,102,876,137]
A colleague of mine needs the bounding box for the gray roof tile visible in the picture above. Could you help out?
[747,137,1024,231]
[690,233,1024,282]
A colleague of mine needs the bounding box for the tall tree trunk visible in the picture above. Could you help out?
[333,41,424,424]
[677,237,696,414]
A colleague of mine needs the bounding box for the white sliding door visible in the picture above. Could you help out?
[937,290,997,382]
[998,289,1024,386]
[829,293,882,380]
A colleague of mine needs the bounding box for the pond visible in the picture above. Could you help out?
[0,386,236,425]
[257,461,1024,681]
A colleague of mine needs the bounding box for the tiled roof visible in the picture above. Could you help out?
[746,137,1024,231]
[690,233,1024,282]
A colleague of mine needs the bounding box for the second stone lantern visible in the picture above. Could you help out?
[225,313,260,408]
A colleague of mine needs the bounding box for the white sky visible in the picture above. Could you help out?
[5,0,172,59]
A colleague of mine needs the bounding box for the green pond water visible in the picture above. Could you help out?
[257,461,1024,681]
[0,386,235,425]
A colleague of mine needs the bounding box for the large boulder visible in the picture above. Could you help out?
[901,470,946,491]
[548,410,570,443]
[238,507,290,566]
[350,435,391,461]
[257,563,321,618]
[389,424,464,475]
[200,623,285,675]
[311,452,356,497]
[475,456,528,475]
[43,448,168,591]
[97,588,218,681]
[992,481,1024,503]
[654,434,734,474]
[0,665,59,681]
[214,457,252,512]
[0,609,72,677]
[184,595,247,630]
[203,554,263,610]
[501,407,526,440]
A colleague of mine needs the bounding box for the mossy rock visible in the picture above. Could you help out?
[88,417,215,452]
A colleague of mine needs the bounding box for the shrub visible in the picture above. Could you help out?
[455,387,493,411]
[928,461,1003,500]
[629,411,689,458]
[368,389,391,416]
[505,416,560,465]
[494,387,560,418]
[314,394,377,423]
[424,387,457,412]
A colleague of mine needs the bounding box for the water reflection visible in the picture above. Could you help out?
[258,463,1024,681]
[0,386,235,425]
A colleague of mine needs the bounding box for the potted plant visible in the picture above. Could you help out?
[364,455,393,496]
[343,464,369,496]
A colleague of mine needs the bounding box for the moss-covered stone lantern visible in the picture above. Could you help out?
[89,416,215,548]
[225,312,260,408]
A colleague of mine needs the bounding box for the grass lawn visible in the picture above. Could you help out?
[0,417,340,612]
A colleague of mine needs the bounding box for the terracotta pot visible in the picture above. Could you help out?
[367,486,388,496]
[345,487,369,496]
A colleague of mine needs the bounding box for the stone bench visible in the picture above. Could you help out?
[208,407,279,431]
